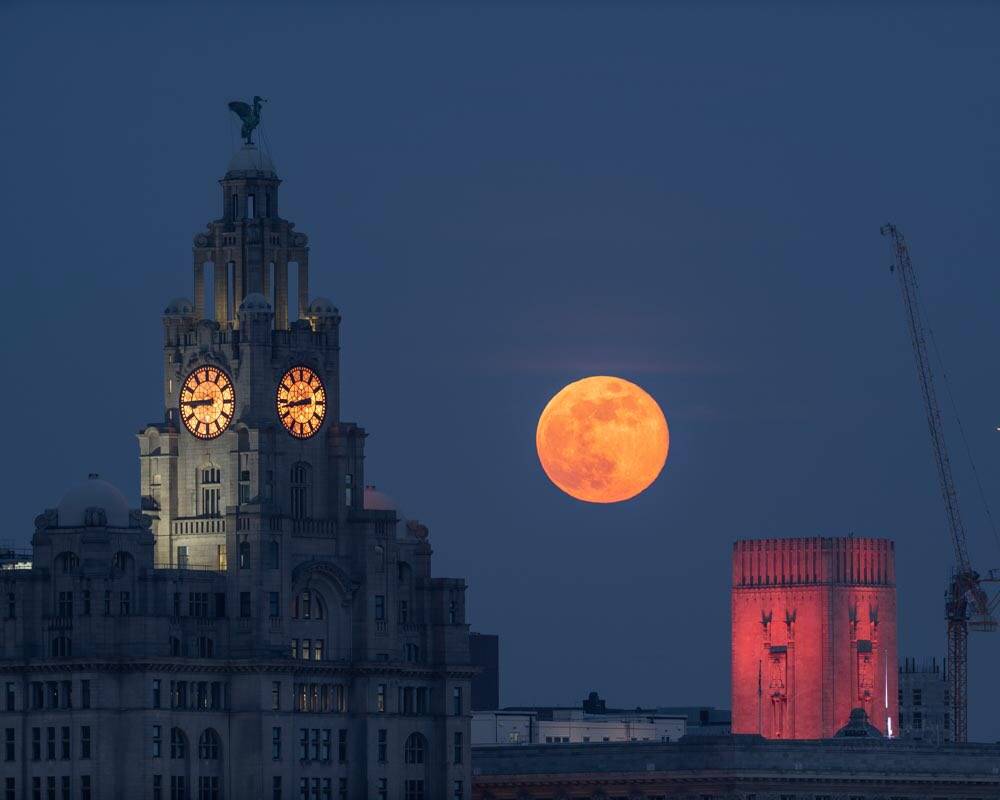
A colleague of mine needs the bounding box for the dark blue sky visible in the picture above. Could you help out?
[4,2,1000,739]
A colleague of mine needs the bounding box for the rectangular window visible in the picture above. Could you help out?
[241,592,251,618]
[453,686,463,716]
[344,473,353,507]
[321,729,331,761]
[272,777,281,800]
[82,589,90,615]
[32,778,39,800]
[4,682,13,711]
[177,545,189,568]
[81,679,91,708]
[269,592,280,618]
[170,776,185,800]
[6,593,13,619]
[60,726,70,759]
[247,194,255,219]
[310,729,320,762]
[217,544,227,571]
[31,728,39,760]
[3,728,13,761]
[313,640,323,661]
[377,683,386,713]
[104,589,112,615]
[416,687,428,714]
[80,726,91,759]
[153,775,162,800]
[152,725,162,758]
[377,779,387,800]
[60,680,72,709]
[31,682,43,709]
[211,682,223,710]
[46,727,55,760]
[404,780,424,800]
[375,595,385,620]
[215,592,226,618]
[336,779,344,800]
[61,776,69,800]
[189,592,208,618]
[338,728,347,763]
[453,781,464,800]
[153,678,161,708]
[47,681,59,708]
[4,777,13,800]
[377,729,387,763]
[913,688,923,707]
[298,729,308,761]
[58,591,73,618]
[399,599,408,623]
[272,681,281,710]
[453,731,463,764]
[913,711,923,729]
[120,591,131,616]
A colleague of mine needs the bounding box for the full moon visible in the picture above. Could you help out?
[535,375,669,503]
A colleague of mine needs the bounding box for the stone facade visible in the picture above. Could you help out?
[0,143,473,800]
[898,657,951,745]
[471,735,1000,799]
[731,538,898,739]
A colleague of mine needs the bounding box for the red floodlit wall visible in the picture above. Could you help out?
[731,537,898,739]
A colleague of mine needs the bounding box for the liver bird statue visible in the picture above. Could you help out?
[228,96,266,145]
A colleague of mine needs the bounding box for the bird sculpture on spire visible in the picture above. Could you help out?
[227,96,266,145]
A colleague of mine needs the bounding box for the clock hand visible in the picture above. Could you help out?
[185,398,216,408]
[281,398,313,408]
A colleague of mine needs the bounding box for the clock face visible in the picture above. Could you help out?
[277,366,327,439]
[179,366,235,439]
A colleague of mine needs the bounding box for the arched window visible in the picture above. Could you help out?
[198,729,220,760]
[404,732,426,765]
[267,541,280,570]
[56,552,79,574]
[290,462,312,520]
[199,465,222,517]
[293,590,324,621]
[52,636,72,658]
[170,728,187,759]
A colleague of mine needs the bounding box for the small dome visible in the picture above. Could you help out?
[164,297,195,316]
[239,292,272,313]
[226,145,276,176]
[305,297,338,317]
[364,485,396,512]
[57,474,131,529]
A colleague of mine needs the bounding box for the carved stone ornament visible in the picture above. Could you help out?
[34,509,57,532]
[83,507,107,527]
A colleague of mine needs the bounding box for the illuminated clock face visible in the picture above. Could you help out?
[277,366,327,439]
[179,366,235,439]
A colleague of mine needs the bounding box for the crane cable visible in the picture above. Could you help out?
[915,290,1000,568]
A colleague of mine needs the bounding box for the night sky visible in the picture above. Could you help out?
[4,2,1000,740]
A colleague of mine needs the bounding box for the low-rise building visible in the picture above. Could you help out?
[472,720,1000,799]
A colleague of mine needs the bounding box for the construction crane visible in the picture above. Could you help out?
[881,223,997,742]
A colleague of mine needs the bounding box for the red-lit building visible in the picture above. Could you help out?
[731,537,898,739]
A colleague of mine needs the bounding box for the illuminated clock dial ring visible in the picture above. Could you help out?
[179,366,235,439]
[277,366,327,439]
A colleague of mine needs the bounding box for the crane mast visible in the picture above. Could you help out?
[881,223,994,743]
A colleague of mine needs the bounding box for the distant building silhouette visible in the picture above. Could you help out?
[469,632,499,711]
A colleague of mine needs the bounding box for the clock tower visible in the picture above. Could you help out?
[137,142,367,658]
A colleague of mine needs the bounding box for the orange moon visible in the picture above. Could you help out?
[535,376,669,503]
